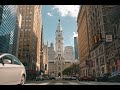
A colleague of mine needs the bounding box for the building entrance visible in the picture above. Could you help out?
[58,72,61,77]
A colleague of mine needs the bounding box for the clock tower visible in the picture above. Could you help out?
[54,19,65,77]
[55,19,64,57]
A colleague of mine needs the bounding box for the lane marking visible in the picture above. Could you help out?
[68,82,79,85]
[79,82,97,85]
[38,82,50,85]
[25,82,50,85]
[54,83,63,85]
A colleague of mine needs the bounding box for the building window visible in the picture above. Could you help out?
[26,20,28,22]
[25,29,27,31]
[59,67,61,70]
[100,57,102,66]
[92,52,94,58]
[96,58,98,65]
[21,29,23,31]
[95,50,98,56]
[30,11,32,14]
[102,67,104,74]
[24,39,26,41]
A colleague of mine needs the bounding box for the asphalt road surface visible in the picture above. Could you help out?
[25,80,120,85]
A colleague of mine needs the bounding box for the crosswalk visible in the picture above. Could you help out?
[48,82,80,85]
[25,81,120,85]
[25,82,80,85]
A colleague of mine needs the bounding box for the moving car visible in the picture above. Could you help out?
[0,53,26,85]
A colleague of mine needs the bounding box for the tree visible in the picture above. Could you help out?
[62,63,80,76]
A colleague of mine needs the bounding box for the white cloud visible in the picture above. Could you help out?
[72,32,78,39]
[53,5,80,18]
[47,12,53,16]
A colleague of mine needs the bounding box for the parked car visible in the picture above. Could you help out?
[64,76,72,80]
[78,76,95,81]
[71,76,77,80]
[36,76,43,81]
[49,77,56,80]
[108,71,120,82]
[0,53,26,85]
[43,76,50,80]
[97,73,111,82]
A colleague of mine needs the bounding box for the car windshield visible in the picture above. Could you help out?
[111,71,120,76]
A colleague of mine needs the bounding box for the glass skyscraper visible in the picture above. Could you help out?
[0,5,17,54]
[74,37,78,60]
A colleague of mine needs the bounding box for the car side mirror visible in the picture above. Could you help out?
[3,59,12,65]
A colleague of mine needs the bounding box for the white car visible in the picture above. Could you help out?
[0,53,26,85]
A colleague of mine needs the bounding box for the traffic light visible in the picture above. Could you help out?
[93,36,97,44]
[97,33,102,42]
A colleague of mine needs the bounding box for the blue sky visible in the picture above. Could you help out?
[42,5,80,47]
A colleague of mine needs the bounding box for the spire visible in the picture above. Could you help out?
[57,19,62,32]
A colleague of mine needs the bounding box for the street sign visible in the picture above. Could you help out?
[106,35,112,42]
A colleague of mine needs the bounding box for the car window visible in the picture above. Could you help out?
[0,58,2,63]
[2,55,13,64]
[12,56,21,65]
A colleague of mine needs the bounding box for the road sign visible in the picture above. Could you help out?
[106,35,112,42]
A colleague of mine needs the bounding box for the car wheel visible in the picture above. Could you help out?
[20,75,25,85]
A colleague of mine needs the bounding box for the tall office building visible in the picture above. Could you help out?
[18,5,42,73]
[43,43,48,75]
[64,46,74,61]
[48,43,55,76]
[77,6,90,77]
[12,12,22,57]
[40,25,44,73]
[74,37,78,60]
[0,5,18,54]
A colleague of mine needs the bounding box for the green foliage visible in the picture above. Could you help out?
[62,63,79,76]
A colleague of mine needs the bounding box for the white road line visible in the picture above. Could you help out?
[79,82,97,85]
[68,82,79,85]
[54,83,63,85]
[25,82,50,85]
[25,83,37,85]
[38,82,50,85]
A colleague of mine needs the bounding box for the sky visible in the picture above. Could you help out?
[42,5,80,47]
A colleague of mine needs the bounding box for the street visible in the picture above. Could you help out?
[25,80,120,85]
